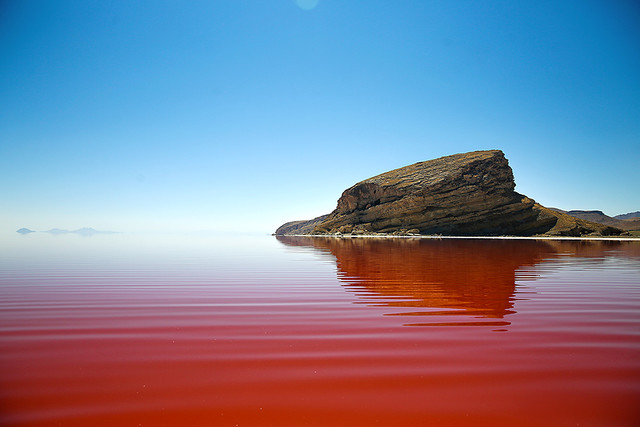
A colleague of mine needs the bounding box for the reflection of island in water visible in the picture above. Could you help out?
[277,236,640,328]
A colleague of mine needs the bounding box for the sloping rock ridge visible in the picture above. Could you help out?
[275,214,329,236]
[615,211,640,220]
[564,210,640,231]
[275,150,623,237]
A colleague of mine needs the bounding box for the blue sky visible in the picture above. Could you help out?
[1,0,639,232]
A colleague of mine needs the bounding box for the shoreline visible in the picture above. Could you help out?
[276,234,640,242]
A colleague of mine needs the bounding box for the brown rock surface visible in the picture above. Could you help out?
[275,150,623,237]
[274,214,328,236]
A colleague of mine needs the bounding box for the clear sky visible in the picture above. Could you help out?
[1,0,639,233]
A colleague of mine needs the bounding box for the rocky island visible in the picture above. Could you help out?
[276,150,623,237]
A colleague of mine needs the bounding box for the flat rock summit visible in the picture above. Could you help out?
[276,150,622,237]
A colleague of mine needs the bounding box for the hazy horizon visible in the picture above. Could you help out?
[2,1,639,233]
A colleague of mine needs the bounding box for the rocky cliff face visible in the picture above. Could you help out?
[275,150,623,237]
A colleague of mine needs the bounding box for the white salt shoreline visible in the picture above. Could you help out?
[279,234,640,242]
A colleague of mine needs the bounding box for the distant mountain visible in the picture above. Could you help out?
[72,227,116,236]
[71,227,96,236]
[42,228,118,235]
[17,227,118,235]
[566,210,640,231]
[45,228,70,234]
[615,211,640,220]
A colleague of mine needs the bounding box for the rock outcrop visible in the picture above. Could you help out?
[276,150,623,237]
[272,214,329,236]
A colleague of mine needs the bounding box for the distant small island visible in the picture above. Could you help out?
[276,150,632,238]
[16,227,118,236]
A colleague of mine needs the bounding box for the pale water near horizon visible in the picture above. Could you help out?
[1,232,639,426]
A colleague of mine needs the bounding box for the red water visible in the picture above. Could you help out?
[1,235,639,426]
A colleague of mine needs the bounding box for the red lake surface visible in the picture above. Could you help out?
[1,233,639,426]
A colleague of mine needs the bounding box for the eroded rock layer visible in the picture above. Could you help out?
[275,150,622,237]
